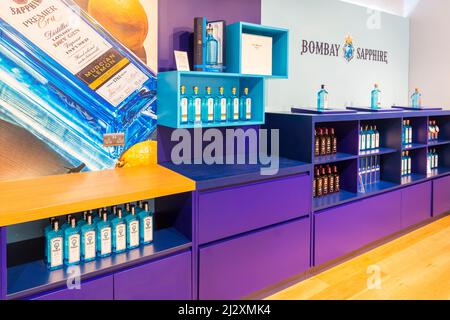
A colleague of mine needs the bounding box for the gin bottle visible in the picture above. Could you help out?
[64,217,81,266]
[188,86,201,124]
[125,205,140,250]
[96,211,112,258]
[138,202,154,245]
[214,86,227,122]
[317,85,329,110]
[239,88,252,121]
[111,208,126,253]
[205,24,219,68]
[228,87,239,122]
[0,0,157,167]
[411,88,422,108]
[180,85,189,125]
[81,214,96,262]
[371,84,381,109]
[202,86,214,123]
[46,220,64,270]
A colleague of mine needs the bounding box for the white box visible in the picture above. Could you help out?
[241,33,273,76]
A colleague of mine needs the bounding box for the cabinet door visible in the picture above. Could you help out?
[198,174,310,244]
[32,275,113,300]
[401,181,432,228]
[199,218,310,300]
[433,175,450,216]
[114,251,192,300]
[315,190,402,265]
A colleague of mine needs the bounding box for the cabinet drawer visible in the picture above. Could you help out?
[114,251,191,300]
[199,217,310,300]
[32,275,113,300]
[433,175,450,216]
[198,174,310,244]
[315,190,401,265]
[401,181,432,228]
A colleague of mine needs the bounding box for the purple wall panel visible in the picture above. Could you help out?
[401,181,432,228]
[315,190,402,266]
[158,0,261,71]
[433,175,450,216]
[198,174,310,244]
[32,276,113,300]
[199,218,310,300]
[114,251,192,300]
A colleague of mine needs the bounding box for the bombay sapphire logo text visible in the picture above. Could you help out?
[301,35,388,64]
[10,0,43,15]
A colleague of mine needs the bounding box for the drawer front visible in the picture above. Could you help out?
[315,190,401,265]
[401,181,432,228]
[32,275,113,300]
[198,174,310,244]
[199,217,310,300]
[114,251,192,300]
[433,175,450,216]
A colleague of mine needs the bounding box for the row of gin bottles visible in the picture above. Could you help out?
[179,85,252,125]
[45,202,153,270]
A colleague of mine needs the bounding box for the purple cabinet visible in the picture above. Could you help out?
[199,217,310,300]
[32,275,113,300]
[401,181,432,228]
[114,251,192,300]
[433,175,450,216]
[315,190,402,266]
[198,174,310,244]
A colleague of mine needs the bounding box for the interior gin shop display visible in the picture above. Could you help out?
[0,0,157,170]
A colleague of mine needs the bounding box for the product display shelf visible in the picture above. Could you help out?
[6,228,191,300]
[428,166,450,178]
[0,165,196,227]
[226,22,289,78]
[313,189,358,212]
[314,153,358,165]
[428,139,450,147]
[402,143,427,151]
[359,147,397,157]
[157,71,265,129]
[401,173,428,185]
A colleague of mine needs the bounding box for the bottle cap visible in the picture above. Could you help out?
[102,211,108,222]
[144,202,149,212]
[71,217,77,228]
[244,87,249,95]
[131,205,136,215]
[321,84,325,89]
[87,214,92,225]
[117,208,122,218]
[53,220,59,231]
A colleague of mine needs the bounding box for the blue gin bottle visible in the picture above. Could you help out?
[205,24,219,68]
[180,85,189,125]
[93,209,106,225]
[239,88,252,121]
[411,88,422,108]
[125,205,140,250]
[46,220,64,271]
[317,85,329,110]
[97,211,112,258]
[111,208,127,254]
[138,202,154,245]
[0,0,157,165]
[228,87,240,122]
[64,217,81,266]
[81,214,97,262]
[77,211,91,227]
[202,86,214,123]
[188,86,202,124]
[44,217,57,262]
[214,86,227,123]
[61,214,74,232]
[371,84,381,109]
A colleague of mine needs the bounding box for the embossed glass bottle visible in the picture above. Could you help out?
[81,214,96,262]
[64,217,81,266]
[111,208,126,254]
[371,84,381,109]
[96,211,112,258]
[46,220,64,270]
[138,202,154,245]
[205,24,219,67]
[0,0,157,168]
[125,205,140,250]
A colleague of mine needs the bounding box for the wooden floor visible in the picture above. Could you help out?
[267,215,450,300]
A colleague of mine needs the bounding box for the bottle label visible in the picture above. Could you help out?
[361,134,366,151]
[245,98,252,119]
[207,98,214,121]
[220,98,227,120]
[233,98,239,120]
[181,98,188,123]
[84,230,96,260]
[195,98,201,122]
[143,216,153,242]
[100,227,112,255]
[0,0,148,107]
[371,134,376,149]
[129,220,140,247]
[115,224,126,251]
[50,236,63,267]
[68,234,80,264]
[375,134,380,148]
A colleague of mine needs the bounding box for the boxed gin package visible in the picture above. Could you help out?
[241,33,273,76]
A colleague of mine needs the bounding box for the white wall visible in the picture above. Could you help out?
[408,0,450,108]
[341,0,406,16]
[262,0,410,112]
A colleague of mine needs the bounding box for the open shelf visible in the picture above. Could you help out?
[402,143,427,151]
[0,165,195,227]
[428,139,450,147]
[359,147,397,157]
[313,189,358,212]
[401,173,427,186]
[428,167,450,178]
[314,152,358,165]
[7,227,191,299]
[358,180,399,196]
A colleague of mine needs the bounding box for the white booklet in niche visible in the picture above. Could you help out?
[241,33,273,76]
